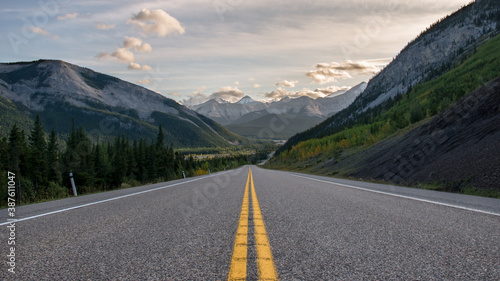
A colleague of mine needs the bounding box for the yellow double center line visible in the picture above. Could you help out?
[228,168,278,280]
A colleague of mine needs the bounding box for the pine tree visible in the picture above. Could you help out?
[47,130,62,185]
[93,143,108,187]
[111,136,125,187]
[64,120,80,173]
[8,125,22,176]
[156,124,165,150]
[0,137,7,171]
[29,115,48,195]
[136,139,146,182]
[129,139,138,180]
[146,142,157,181]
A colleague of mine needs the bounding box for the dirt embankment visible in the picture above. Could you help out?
[348,77,500,190]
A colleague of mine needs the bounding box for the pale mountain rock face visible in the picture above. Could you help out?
[0,60,182,120]
[0,59,241,147]
[190,82,367,125]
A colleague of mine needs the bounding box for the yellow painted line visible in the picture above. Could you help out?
[228,170,251,280]
[228,168,278,281]
[250,169,279,281]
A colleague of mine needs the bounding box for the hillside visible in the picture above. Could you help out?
[277,0,500,154]
[0,60,246,147]
[225,112,324,139]
[349,77,500,191]
[266,13,500,195]
[191,82,366,139]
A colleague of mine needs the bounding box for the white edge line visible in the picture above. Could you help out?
[0,170,235,226]
[287,173,500,217]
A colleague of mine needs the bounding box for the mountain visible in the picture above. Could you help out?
[225,113,324,139]
[190,97,267,125]
[190,82,366,139]
[0,59,245,147]
[237,95,260,105]
[278,0,500,153]
[349,77,500,190]
[266,6,500,194]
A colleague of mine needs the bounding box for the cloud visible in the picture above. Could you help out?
[30,26,59,39]
[123,37,152,53]
[181,86,245,105]
[276,80,298,88]
[265,85,352,100]
[265,87,324,100]
[211,86,245,101]
[180,88,208,105]
[96,37,152,71]
[128,62,152,71]
[253,84,261,88]
[128,8,185,37]
[112,47,135,63]
[57,12,78,20]
[307,60,388,84]
[137,79,151,84]
[314,85,351,96]
[95,22,116,30]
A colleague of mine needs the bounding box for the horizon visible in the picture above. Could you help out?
[1,0,471,104]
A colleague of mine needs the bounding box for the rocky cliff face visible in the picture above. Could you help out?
[363,0,499,110]
[351,77,500,189]
[279,0,500,152]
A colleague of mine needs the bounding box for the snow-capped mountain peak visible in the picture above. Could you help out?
[237,95,258,104]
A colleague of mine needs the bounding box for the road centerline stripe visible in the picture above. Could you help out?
[228,168,279,281]
[250,169,279,281]
[228,170,251,280]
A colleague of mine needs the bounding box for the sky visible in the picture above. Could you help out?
[0,0,472,105]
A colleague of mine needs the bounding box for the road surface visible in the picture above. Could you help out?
[1,166,499,280]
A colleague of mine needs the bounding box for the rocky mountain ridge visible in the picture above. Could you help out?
[0,60,244,147]
[279,0,500,152]
[190,82,367,126]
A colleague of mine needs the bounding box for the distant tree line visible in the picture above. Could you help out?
[0,116,252,206]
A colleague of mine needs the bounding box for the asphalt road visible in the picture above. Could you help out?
[1,165,499,280]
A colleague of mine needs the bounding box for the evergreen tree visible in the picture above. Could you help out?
[156,124,165,150]
[17,130,29,177]
[129,139,138,179]
[146,142,157,181]
[7,125,29,202]
[29,115,48,194]
[0,137,7,171]
[47,130,62,185]
[64,120,80,173]
[136,139,146,182]
[8,125,22,176]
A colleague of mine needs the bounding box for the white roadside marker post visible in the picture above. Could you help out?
[69,172,78,196]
